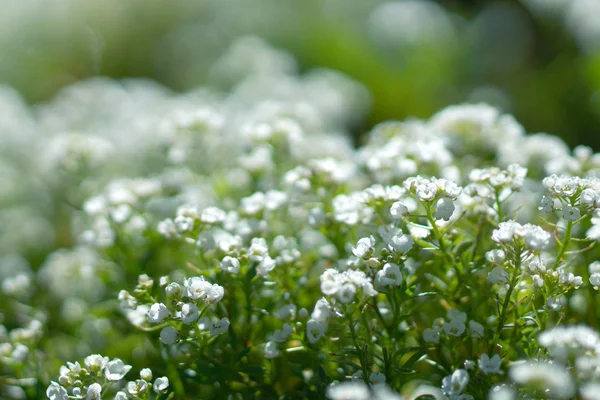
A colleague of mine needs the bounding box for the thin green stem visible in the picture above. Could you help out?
[347,312,369,385]
[553,220,573,269]
[488,254,521,357]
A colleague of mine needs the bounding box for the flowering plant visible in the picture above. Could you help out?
[2,39,600,399]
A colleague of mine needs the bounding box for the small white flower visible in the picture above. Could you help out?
[147,303,169,324]
[126,380,148,396]
[165,282,182,299]
[264,341,280,359]
[416,182,438,202]
[488,267,509,284]
[181,303,199,324]
[478,354,503,375]
[469,321,485,338]
[389,201,408,219]
[86,383,102,400]
[220,256,240,274]
[200,207,226,224]
[84,354,109,371]
[185,276,213,300]
[352,236,376,259]
[434,197,455,221]
[104,359,132,381]
[388,233,413,253]
[154,377,169,393]
[441,369,469,397]
[337,283,357,304]
[159,326,178,345]
[580,188,598,206]
[140,368,152,381]
[590,272,600,289]
[210,318,230,336]
[306,319,326,344]
[443,319,466,337]
[46,382,68,400]
[423,328,440,344]
[327,381,371,400]
[562,205,581,221]
[257,256,277,277]
[114,392,128,400]
[205,284,225,303]
[248,237,269,262]
[375,263,403,287]
[538,195,553,213]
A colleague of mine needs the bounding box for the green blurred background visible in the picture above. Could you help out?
[2,0,600,149]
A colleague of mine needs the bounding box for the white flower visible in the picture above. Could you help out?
[469,321,485,338]
[590,273,600,289]
[248,237,269,261]
[434,197,455,220]
[185,276,212,300]
[159,326,178,345]
[181,303,199,324]
[114,392,128,400]
[127,380,148,396]
[580,188,598,206]
[210,318,230,336]
[118,290,137,310]
[264,341,280,359]
[478,354,503,375]
[220,256,240,274]
[562,205,581,221]
[306,319,326,344]
[423,328,440,344]
[488,267,508,284]
[271,323,293,343]
[338,283,357,304]
[441,369,469,397]
[352,236,376,259]
[509,361,574,399]
[538,195,553,213]
[140,368,152,381]
[84,354,109,371]
[104,359,132,381]
[257,256,277,277]
[154,377,169,393]
[388,233,413,253]
[205,284,225,303]
[147,303,169,324]
[447,309,467,324]
[443,319,465,337]
[86,383,102,400]
[311,298,331,322]
[375,263,403,287]
[46,382,68,400]
[485,249,505,264]
[416,182,438,201]
[327,381,371,400]
[165,282,182,299]
[389,201,408,219]
[200,207,226,224]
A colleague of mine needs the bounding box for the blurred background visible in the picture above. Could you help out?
[1,0,600,148]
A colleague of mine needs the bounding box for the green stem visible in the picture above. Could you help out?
[347,312,369,385]
[553,220,573,269]
[494,190,504,222]
[488,256,521,357]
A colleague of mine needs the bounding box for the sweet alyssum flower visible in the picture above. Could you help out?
[104,359,132,381]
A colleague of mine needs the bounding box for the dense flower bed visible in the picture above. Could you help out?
[2,39,600,399]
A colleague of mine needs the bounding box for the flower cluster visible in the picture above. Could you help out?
[4,36,600,400]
